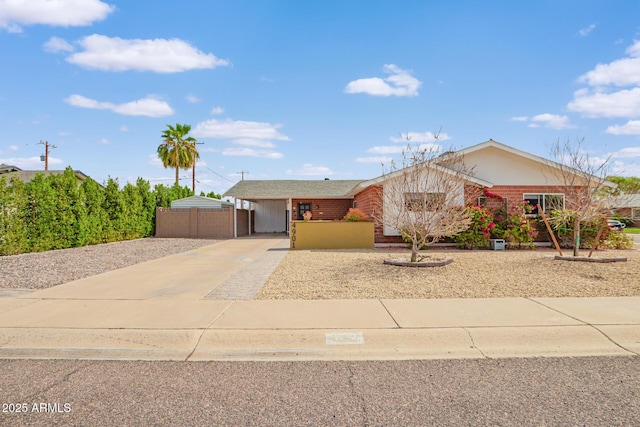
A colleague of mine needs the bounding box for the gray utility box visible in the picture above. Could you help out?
[490,239,505,250]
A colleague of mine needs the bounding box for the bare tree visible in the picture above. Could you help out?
[374,143,477,262]
[546,138,614,257]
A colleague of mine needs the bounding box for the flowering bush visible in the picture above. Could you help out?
[343,208,369,222]
[454,206,494,249]
[501,201,537,249]
[302,211,312,221]
[549,210,633,249]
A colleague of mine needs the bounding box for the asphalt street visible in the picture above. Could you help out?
[1,356,638,426]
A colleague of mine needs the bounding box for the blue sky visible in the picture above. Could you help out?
[1,1,640,195]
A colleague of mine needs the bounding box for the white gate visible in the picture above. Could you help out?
[254,200,286,232]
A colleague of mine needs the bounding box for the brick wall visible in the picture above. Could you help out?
[353,183,579,245]
[156,207,251,238]
[291,198,352,221]
[353,185,404,244]
[472,185,570,207]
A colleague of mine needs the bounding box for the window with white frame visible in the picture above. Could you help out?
[523,193,564,215]
[632,207,640,220]
[404,192,445,211]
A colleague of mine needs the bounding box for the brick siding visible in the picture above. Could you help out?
[291,198,352,221]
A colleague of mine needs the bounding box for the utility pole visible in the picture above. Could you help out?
[192,141,204,192]
[237,171,249,181]
[38,140,57,171]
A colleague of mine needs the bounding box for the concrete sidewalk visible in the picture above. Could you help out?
[0,236,638,361]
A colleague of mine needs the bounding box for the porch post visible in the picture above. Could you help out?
[248,202,252,235]
[233,198,238,238]
[287,198,292,235]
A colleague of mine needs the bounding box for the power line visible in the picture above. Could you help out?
[205,167,234,183]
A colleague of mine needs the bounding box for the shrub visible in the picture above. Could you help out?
[454,206,494,249]
[0,173,193,255]
[343,208,368,222]
[500,202,537,249]
[601,228,634,249]
[548,210,633,249]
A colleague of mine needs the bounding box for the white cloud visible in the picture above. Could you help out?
[610,146,640,158]
[231,138,275,148]
[0,0,113,33]
[192,118,289,141]
[367,143,440,155]
[0,145,18,155]
[185,94,201,103]
[221,147,283,159]
[285,164,334,176]
[148,153,163,167]
[389,131,449,143]
[43,36,74,53]
[66,34,229,73]
[64,94,174,117]
[210,106,224,115]
[0,156,62,169]
[100,138,110,144]
[606,120,640,135]
[530,113,575,129]
[119,125,130,132]
[578,24,596,37]
[511,116,529,122]
[355,156,393,164]
[367,146,403,154]
[578,40,640,87]
[344,64,421,97]
[567,87,640,118]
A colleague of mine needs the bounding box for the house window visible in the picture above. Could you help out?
[404,192,445,211]
[297,202,311,220]
[523,194,564,215]
[632,207,640,220]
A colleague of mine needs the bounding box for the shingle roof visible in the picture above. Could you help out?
[0,169,90,184]
[0,164,22,173]
[611,194,640,208]
[223,179,366,199]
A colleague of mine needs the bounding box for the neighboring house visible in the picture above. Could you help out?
[223,139,616,244]
[611,194,640,227]
[170,195,234,209]
[0,164,91,185]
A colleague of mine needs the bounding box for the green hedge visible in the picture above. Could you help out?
[0,168,194,255]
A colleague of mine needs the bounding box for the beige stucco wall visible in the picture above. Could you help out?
[290,221,374,249]
[463,146,566,186]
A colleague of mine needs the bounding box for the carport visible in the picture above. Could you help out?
[222,179,365,237]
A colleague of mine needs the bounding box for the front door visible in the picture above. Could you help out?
[297,202,312,220]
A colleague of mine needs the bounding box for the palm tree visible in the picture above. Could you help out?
[157,124,200,186]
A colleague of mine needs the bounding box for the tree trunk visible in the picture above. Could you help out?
[175,167,179,186]
[411,242,418,262]
[573,218,580,257]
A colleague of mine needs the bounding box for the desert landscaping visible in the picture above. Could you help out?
[256,247,640,300]
[1,238,638,300]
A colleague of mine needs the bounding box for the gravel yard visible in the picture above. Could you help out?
[0,238,220,290]
[255,247,640,300]
[1,238,638,299]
